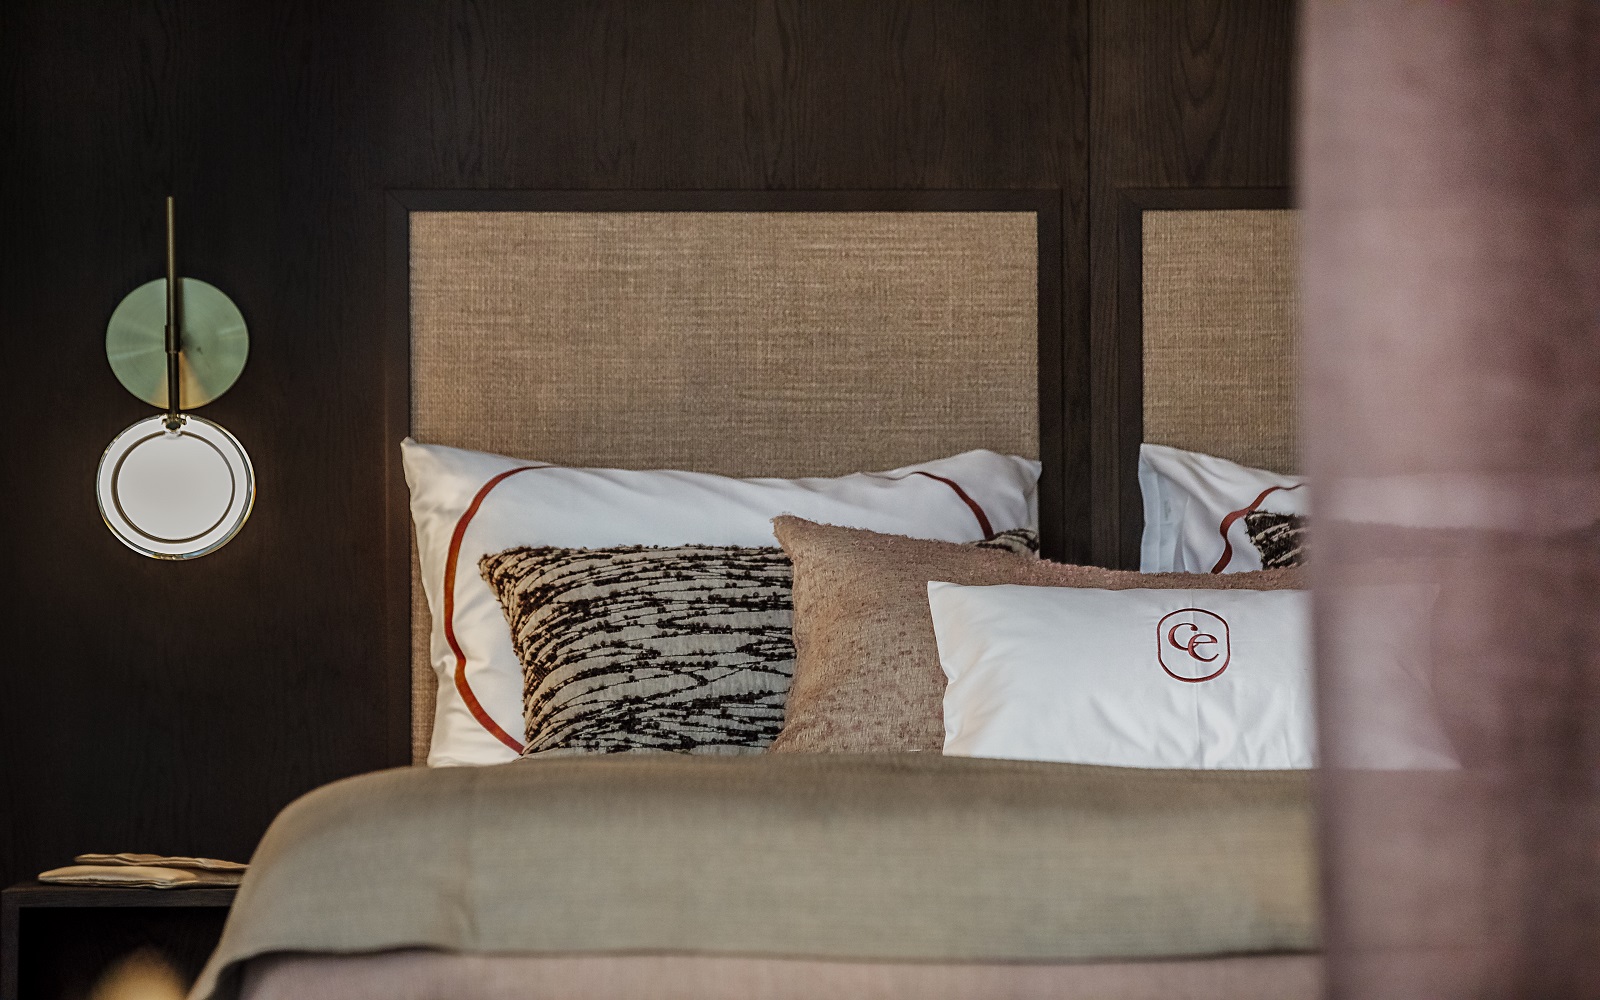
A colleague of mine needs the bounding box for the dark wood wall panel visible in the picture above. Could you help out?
[0,0,404,902]
[379,2,1085,191]
[0,0,1289,926]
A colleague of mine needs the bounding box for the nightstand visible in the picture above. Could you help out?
[2,881,236,1000]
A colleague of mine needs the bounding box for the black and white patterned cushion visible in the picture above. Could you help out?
[480,530,1039,757]
[1244,511,1307,568]
[974,527,1041,556]
[481,544,794,756]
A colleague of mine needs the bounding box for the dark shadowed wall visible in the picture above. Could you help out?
[0,0,1293,898]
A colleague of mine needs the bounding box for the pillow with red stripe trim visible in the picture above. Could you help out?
[403,438,1041,767]
[1138,443,1307,574]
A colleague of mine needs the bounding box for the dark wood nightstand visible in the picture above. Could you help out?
[2,881,236,1000]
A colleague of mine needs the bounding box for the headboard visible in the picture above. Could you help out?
[387,191,1062,763]
[386,189,1296,764]
[1114,188,1299,567]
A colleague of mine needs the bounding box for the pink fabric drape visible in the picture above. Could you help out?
[1302,3,1600,996]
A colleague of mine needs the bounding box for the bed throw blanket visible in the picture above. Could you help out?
[192,753,1317,1000]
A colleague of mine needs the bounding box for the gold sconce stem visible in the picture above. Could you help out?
[163,196,183,431]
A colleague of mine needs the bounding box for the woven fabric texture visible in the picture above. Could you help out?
[1142,209,1300,474]
[410,211,1039,474]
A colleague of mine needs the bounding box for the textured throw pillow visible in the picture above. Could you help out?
[769,517,1302,753]
[1246,511,1308,568]
[480,545,794,756]
[480,529,1040,758]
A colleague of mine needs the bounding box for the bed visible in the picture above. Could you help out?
[191,190,1314,1000]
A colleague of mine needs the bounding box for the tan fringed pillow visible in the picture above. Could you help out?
[768,517,1305,753]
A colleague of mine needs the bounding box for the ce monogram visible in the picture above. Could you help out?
[1156,608,1231,683]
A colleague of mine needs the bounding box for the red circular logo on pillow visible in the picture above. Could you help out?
[1157,608,1231,683]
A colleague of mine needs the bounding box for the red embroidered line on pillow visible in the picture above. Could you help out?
[442,465,549,754]
[1210,483,1305,574]
[872,470,996,540]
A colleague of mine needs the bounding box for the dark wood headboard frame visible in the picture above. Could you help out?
[383,189,1071,760]
[1110,187,1293,570]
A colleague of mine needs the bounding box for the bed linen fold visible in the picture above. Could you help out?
[192,753,1317,1000]
[238,950,1323,1000]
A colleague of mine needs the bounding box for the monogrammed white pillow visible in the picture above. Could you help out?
[929,582,1316,769]
[405,439,1041,767]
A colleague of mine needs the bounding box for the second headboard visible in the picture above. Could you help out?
[1115,188,1299,567]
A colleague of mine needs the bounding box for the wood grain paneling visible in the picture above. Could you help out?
[0,0,1290,956]
[0,0,403,910]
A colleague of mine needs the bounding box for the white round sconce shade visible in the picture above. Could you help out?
[97,415,254,559]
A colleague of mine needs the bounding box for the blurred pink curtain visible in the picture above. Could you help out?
[1302,3,1600,997]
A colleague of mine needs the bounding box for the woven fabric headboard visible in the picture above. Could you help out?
[1108,190,1300,566]
[399,199,1049,763]
[1141,208,1300,474]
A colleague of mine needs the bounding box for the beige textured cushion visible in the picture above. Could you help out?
[768,517,1305,753]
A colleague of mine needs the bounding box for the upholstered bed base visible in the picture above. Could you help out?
[240,950,1321,1000]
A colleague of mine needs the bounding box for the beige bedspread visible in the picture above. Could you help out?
[192,753,1317,1000]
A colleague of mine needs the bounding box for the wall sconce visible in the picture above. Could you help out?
[97,198,253,559]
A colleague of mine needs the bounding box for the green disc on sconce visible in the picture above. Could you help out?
[106,276,249,409]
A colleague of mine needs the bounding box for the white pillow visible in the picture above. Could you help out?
[405,439,1041,766]
[1138,443,1307,574]
[930,582,1316,769]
